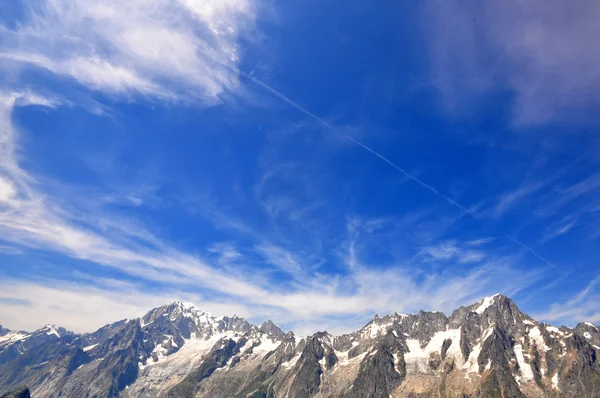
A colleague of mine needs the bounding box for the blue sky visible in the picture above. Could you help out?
[1,0,600,335]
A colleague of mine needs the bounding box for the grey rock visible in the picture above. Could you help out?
[343,331,405,398]
[0,386,30,398]
[1,295,600,397]
[259,320,285,339]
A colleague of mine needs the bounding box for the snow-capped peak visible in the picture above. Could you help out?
[41,324,61,338]
[162,301,215,320]
[169,300,207,314]
[474,293,501,314]
[171,300,202,312]
[259,320,285,338]
[0,329,30,344]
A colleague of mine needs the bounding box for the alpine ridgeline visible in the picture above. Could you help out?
[1,295,600,397]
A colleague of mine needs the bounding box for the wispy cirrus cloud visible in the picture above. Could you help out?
[533,277,600,326]
[2,0,584,335]
[540,216,578,244]
[424,0,600,125]
[255,243,312,282]
[0,0,258,102]
[492,180,549,218]
[535,172,600,217]
[465,238,494,247]
[0,95,545,333]
[420,240,486,264]
[0,245,23,255]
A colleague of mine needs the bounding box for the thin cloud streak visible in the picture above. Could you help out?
[423,0,600,125]
[1,1,580,333]
[0,0,257,102]
[1,94,546,333]
[238,69,558,270]
[533,277,600,326]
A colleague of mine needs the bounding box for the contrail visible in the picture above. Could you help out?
[243,70,475,215]
[241,72,334,129]
[118,3,557,270]
[238,70,557,270]
[343,135,478,218]
[503,235,556,268]
[243,68,484,218]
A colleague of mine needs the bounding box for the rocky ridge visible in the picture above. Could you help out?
[1,295,599,397]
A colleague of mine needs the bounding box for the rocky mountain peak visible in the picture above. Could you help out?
[139,301,253,345]
[144,301,217,328]
[469,293,523,315]
[164,300,213,318]
[37,324,64,338]
[259,320,285,338]
[575,322,600,346]
[0,326,11,339]
[473,294,535,334]
[312,330,336,347]
[3,295,600,398]
[471,293,503,313]
[576,321,599,332]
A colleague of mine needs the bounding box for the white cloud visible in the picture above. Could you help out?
[0,93,272,296]
[536,172,600,217]
[0,176,17,203]
[492,181,548,217]
[0,93,543,335]
[14,91,64,108]
[533,278,600,326]
[0,279,172,332]
[540,216,578,243]
[465,238,494,247]
[0,278,257,332]
[0,257,541,334]
[424,0,600,125]
[0,0,257,102]
[421,241,458,261]
[0,245,23,254]
[255,243,309,281]
[420,240,485,264]
[350,258,538,317]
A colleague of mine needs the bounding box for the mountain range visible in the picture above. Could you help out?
[1,294,600,397]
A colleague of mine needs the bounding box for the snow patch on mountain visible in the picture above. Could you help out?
[363,320,394,339]
[404,328,463,373]
[83,343,98,352]
[133,331,236,394]
[0,331,29,344]
[44,325,61,338]
[281,353,302,369]
[474,294,500,314]
[528,326,549,352]
[481,326,494,342]
[546,326,565,336]
[513,344,533,384]
[252,336,281,353]
[463,343,482,373]
[2,294,596,398]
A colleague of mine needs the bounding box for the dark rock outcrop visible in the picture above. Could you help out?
[1,295,599,398]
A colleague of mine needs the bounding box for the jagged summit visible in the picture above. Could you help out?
[39,324,62,338]
[472,292,502,313]
[159,300,213,315]
[2,294,600,397]
[171,300,195,307]
[259,320,285,338]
